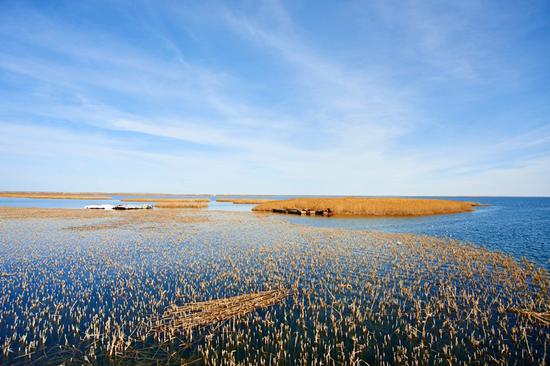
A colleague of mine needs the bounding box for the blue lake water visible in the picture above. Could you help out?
[287,197,550,270]
[0,196,254,212]
[1,196,548,270]
[0,197,122,208]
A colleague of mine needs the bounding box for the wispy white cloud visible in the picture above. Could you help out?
[0,0,548,194]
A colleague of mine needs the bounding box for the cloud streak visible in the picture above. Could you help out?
[0,0,549,195]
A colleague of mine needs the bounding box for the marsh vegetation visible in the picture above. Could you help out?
[253,197,479,216]
[0,207,548,365]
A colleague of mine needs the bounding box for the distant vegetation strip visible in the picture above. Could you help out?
[114,193,212,197]
[252,197,479,217]
[0,192,112,200]
[154,202,208,208]
[0,207,117,219]
[121,198,210,203]
[217,199,274,204]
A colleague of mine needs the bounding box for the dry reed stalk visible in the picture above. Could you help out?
[0,207,117,219]
[121,198,210,203]
[252,197,478,217]
[154,202,208,208]
[151,289,288,337]
[65,211,209,231]
[0,207,210,224]
[507,308,550,326]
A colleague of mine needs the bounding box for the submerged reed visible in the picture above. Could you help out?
[0,207,548,365]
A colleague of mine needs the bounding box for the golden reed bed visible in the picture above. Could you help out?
[216,199,273,204]
[252,197,479,217]
[0,192,112,200]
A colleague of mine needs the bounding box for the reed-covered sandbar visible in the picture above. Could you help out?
[0,206,548,364]
[253,197,479,216]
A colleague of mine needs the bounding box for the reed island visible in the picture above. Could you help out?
[253,197,479,216]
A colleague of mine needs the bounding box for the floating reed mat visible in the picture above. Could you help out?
[507,308,550,326]
[149,289,289,339]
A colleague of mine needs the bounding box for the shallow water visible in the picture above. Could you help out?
[0,210,548,364]
[1,196,549,269]
[288,197,550,270]
[0,196,253,212]
[0,195,212,208]
[0,197,122,209]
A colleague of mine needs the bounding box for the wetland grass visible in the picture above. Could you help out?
[0,208,548,364]
[151,289,288,338]
[507,308,550,326]
[0,206,117,219]
[253,197,479,216]
[0,207,209,227]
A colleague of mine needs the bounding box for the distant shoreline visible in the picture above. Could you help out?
[1,191,548,198]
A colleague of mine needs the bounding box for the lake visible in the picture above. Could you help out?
[0,199,548,364]
[288,197,550,270]
[1,196,548,269]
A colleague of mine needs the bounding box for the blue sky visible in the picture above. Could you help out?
[1,0,549,195]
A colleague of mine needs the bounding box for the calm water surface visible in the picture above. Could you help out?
[288,197,550,270]
[0,196,254,212]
